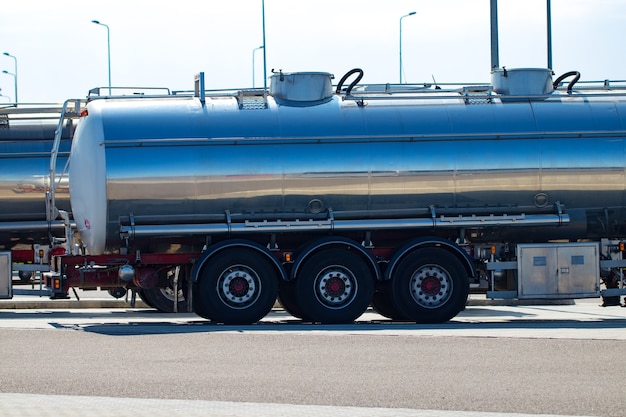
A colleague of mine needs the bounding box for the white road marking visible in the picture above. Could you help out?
[0,393,600,417]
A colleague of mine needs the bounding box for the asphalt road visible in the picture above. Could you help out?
[0,301,625,417]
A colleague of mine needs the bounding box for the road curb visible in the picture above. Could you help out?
[0,297,575,310]
[0,299,150,309]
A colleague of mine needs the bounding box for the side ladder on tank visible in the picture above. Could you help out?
[40,99,84,299]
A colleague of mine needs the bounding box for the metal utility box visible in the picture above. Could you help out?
[517,243,600,298]
[0,251,11,299]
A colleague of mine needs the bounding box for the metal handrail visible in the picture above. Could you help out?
[47,99,83,223]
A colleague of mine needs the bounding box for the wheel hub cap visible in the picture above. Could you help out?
[219,266,259,309]
[316,267,356,308]
[409,265,452,308]
[421,275,442,295]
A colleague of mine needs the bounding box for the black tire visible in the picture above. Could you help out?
[278,280,307,320]
[137,266,188,313]
[137,289,154,308]
[139,286,188,313]
[294,249,374,324]
[371,280,407,321]
[390,248,469,324]
[195,248,278,324]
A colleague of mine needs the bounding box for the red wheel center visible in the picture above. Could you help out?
[421,276,441,295]
[230,278,248,296]
[326,278,345,296]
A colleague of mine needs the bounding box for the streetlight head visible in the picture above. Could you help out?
[92,20,100,24]
[2,70,7,74]
[2,52,8,57]
[409,11,416,16]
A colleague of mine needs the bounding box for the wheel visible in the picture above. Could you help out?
[294,249,374,324]
[390,248,469,323]
[371,280,407,321]
[139,286,188,313]
[195,248,278,324]
[137,266,188,313]
[278,280,307,319]
[137,289,154,308]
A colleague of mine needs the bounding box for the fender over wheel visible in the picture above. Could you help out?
[195,248,278,324]
[294,249,374,323]
[390,248,469,323]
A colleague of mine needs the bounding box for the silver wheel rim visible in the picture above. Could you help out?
[314,265,357,308]
[217,265,260,309]
[159,287,185,303]
[409,264,452,308]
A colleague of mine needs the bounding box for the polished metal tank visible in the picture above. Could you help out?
[68,70,626,255]
[0,113,73,248]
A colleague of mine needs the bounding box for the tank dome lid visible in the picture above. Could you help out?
[269,71,334,105]
[491,68,554,97]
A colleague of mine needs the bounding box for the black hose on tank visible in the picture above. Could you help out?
[553,71,581,93]
[336,68,364,95]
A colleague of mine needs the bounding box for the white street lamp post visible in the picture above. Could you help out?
[399,12,416,84]
[262,0,267,91]
[2,52,17,104]
[91,20,111,95]
[1,70,16,105]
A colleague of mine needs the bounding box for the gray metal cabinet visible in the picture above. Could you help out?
[0,251,11,299]
[517,243,600,298]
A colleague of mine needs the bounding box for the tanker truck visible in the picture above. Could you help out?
[12,67,626,324]
[0,99,185,309]
[0,103,78,297]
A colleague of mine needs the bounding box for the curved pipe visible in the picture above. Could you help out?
[553,71,580,93]
[335,68,364,95]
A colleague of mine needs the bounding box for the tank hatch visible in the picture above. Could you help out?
[269,71,334,105]
[491,68,554,97]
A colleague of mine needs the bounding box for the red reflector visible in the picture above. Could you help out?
[80,109,88,117]
[54,279,61,289]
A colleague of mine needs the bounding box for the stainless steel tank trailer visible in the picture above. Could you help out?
[3,67,626,323]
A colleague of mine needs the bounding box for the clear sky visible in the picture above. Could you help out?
[1,0,625,103]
